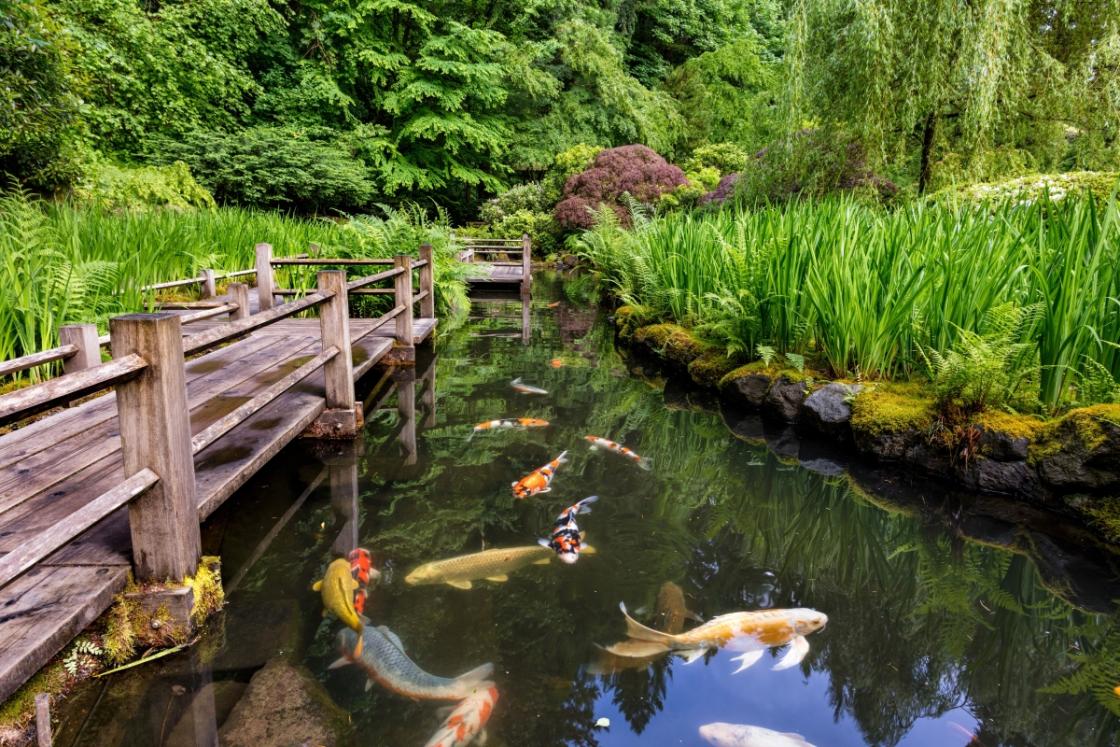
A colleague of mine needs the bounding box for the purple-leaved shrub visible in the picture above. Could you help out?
[554,145,686,230]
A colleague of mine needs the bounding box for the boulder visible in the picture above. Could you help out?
[961,457,1044,497]
[763,375,809,422]
[1033,406,1120,491]
[976,426,1029,461]
[218,659,351,747]
[722,372,772,408]
[801,383,862,437]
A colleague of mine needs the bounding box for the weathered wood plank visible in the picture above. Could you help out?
[0,354,146,428]
[351,338,394,380]
[0,565,129,704]
[0,470,157,588]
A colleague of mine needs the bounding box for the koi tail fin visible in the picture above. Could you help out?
[453,662,495,687]
[574,495,599,514]
[637,457,653,471]
[537,538,551,549]
[557,450,569,465]
[619,602,675,646]
[511,377,522,387]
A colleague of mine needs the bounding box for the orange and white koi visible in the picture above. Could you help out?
[609,604,827,672]
[510,378,548,395]
[472,417,549,433]
[538,496,597,564]
[585,435,652,470]
[547,301,561,308]
[511,450,568,499]
[423,685,499,747]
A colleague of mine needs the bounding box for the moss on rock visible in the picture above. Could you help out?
[688,351,741,389]
[187,556,225,629]
[632,323,713,366]
[975,410,1045,442]
[1030,404,1120,463]
[851,385,935,436]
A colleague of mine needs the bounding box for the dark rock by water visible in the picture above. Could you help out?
[764,375,810,422]
[802,382,863,436]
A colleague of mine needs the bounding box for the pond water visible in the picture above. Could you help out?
[54,278,1120,747]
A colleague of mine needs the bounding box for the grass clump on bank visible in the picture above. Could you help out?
[0,190,466,375]
[578,191,1120,412]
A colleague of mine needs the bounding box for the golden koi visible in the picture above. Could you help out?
[511,450,567,498]
[585,435,651,470]
[608,603,827,672]
[312,558,365,654]
[510,378,548,395]
[589,581,701,675]
[406,545,557,590]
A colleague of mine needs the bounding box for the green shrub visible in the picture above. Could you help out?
[151,126,377,213]
[480,182,549,223]
[73,161,215,210]
[682,143,750,176]
[542,144,604,204]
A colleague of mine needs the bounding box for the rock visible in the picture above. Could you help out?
[720,372,772,409]
[763,375,808,422]
[962,458,1044,497]
[1034,408,1120,491]
[218,659,351,747]
[976,426,1029,461]
[763,422,801,460]
[801,383,862,437]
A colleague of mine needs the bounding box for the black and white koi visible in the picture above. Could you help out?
[538,495,598,564]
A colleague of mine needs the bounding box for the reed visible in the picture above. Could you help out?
[576,192,1120,408]
[0,191,462,377]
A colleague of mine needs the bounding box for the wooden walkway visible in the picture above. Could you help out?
[455,234,532,292]
[0,245,439,704]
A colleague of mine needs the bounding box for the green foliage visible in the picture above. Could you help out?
[0,0,86,189]
[920,304,1040,414]
[73,161,215,211]
[664,38,777,152]
[152,127,378,212]
[542,144,605,204]
[682,143,751,175]
[934,171,1120,206]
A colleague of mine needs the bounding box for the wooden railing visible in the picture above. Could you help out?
[453,233,531,292]
[0,252,423,590]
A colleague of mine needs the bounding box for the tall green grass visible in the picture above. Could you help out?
[576,195,1120,409]
[0,191,464,376]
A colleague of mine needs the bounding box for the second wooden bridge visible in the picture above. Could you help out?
[0,243,445,704]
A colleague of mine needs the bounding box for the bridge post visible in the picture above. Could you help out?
[521,233,531,294]
[227,282,250,321]
[110,313,200,581]
[200,269,217,299]
[255,243,275,311]
[383,254,416,365]
[418,244,435,320]
[307,270,359,438]
[59,324,101,373]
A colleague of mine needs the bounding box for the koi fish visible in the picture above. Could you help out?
[608,603,827,671]
[538,496,597,564]
[405,543,597,590]
[511,450,568,498]
[699,722,814,747]
[550,358,564,368]
[1114,684,1120,698]
[510,378,548,395]
[312,558,365,654]
[585,435,651,470]
[547,301,561,308]
[654,581,703,632]
[332,625,494,701]
[423,685,499,747]
[472,417,549,432]
[348,548,379,615]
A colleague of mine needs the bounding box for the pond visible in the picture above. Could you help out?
[53,277,1120,747]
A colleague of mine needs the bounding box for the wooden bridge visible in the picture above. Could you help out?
[455,233,532,293]
[0,243,440,704]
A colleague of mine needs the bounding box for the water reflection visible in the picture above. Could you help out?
[49,281,1120,747]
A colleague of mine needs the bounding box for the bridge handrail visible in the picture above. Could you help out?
[181,289,332,356]
[0,353,148,427]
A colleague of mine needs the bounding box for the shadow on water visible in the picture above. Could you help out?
[52,276,1120,747]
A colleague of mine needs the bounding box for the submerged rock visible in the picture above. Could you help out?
[218,658,350,747]
[801,382,862,436]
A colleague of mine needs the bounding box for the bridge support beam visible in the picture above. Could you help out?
[383,254,416,365]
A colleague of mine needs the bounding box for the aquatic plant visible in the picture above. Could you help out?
[575,193,1120,409]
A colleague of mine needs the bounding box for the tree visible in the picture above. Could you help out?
[784,0,1120,193]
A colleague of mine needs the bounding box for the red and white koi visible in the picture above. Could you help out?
[511,450,568,499]
[510,378,548,395]
[472,417,549,433]
[423,685,499,747]
[585,435,652,470]
[347,548,378,615]
[538,496,598,564]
